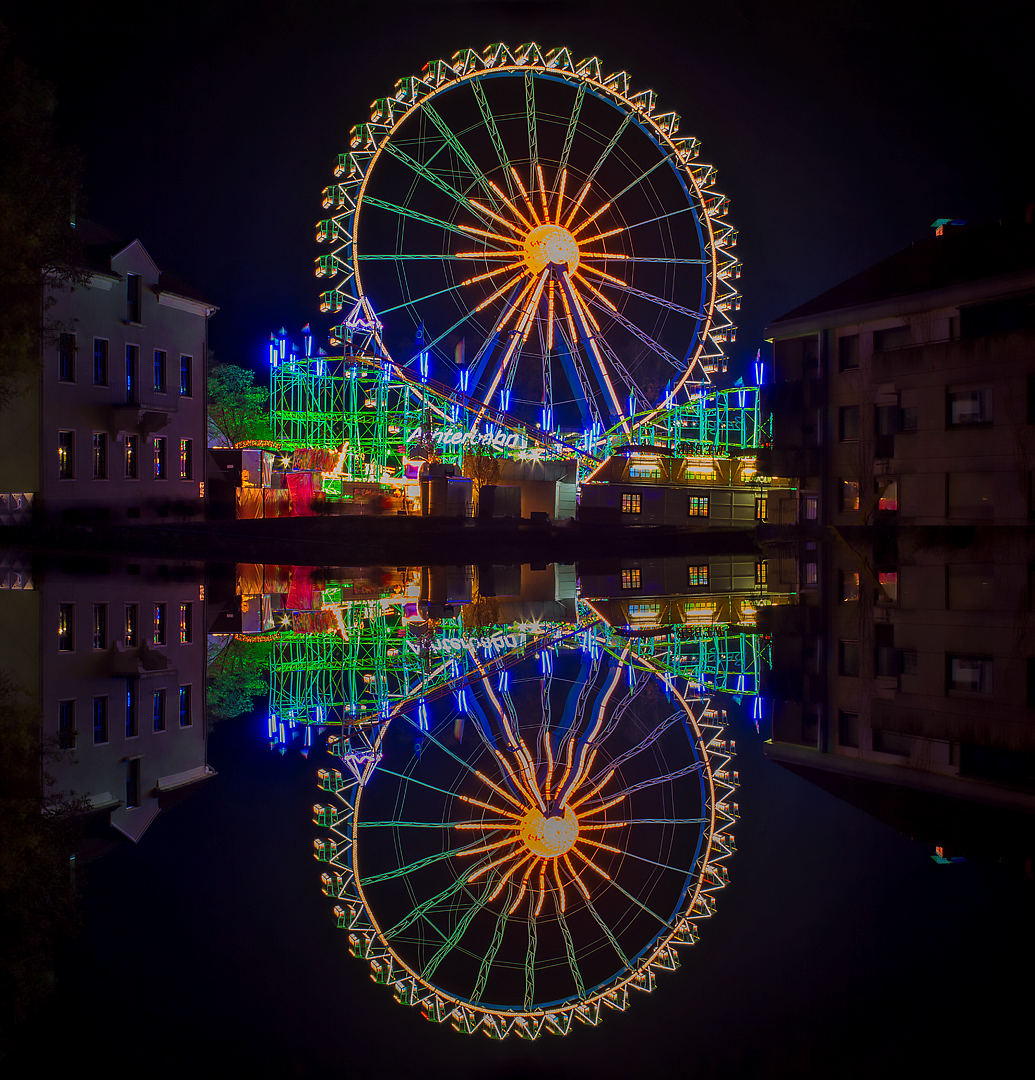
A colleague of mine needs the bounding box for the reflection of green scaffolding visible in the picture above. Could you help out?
[596,624,768,696]
[269,607,586,724]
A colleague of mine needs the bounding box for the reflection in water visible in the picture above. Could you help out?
[213,555,784,1035]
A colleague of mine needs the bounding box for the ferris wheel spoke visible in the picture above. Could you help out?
[609,152,679,204]
[472,882,512,1002]
[359,819,495,829]
[421,101,507,214]
[582,761,706,806]
[524,905,538,1010]
[584,294,685,371]
[554,899,587,998]
[378,766,471,801]
[381,859,493,940]
[605,874,679,931]
[378,281,468,317]
[382,140,498,231]
[553,80,587,209]
[580,109,635,195]
[525,72,539,209]
[588,274,707,321]
[420,875,498,982]
[470,78,516,199]
[360,253,520,261]
[363,195,508,249]
[625,204,698,232]
[360,830,509,886]
[582,893,630,967]
[581,817,709,827]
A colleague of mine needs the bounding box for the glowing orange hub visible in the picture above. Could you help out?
[523,224,579,276]
[519,805,579,858]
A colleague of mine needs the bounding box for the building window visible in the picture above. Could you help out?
[154,437,167,480]
[628,463,661,479]
[840,570,860,601]
[687,565,708,587]
[899,406,918,432]
[755,561,768,586]
[878,571,898,603]
[126,759,140,809]
[687,495,709,517]
[58,603,74,651]
[93,696,108,744]
[804,561,818,585]
[840,479,860,512]
[947,655,992,694]
[179,685,192,727]
[153,689,166,732]
[838,405,860,441]
[755,497,767,521]
[153,349,166,393]
[154,603,167,646]
[838,334,859,370]
[127,272,141,323]
[948,388,992,426]
[804,496,818,520]
[58,430,75,479]
[621,492,641,515]
[93,339,109,385]
[126,344,138,404]
[839,640,860,677]
[125,604,138,647]
[621,568,642,590]
[877,479,898,511]
[180,439,193,480]
[874,325,910,351]
[838,711,859,748]
[180,355,193,397]
[179,602,193,644]
[58,332,76,381]
[58,700,76,750]
[125,434,138,479]
[126,681,137,738]
[92,603,107,649]
[92,433,107,479]
[900,649,919,677]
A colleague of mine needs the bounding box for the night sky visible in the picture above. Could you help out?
[8,1,1033,377]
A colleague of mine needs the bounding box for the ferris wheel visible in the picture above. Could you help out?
[317,43,740,438]
[315,640,738,1037]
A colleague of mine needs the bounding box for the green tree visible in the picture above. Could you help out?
[207,362,274,448]
[206,636,273,722]
[0,25,86,409]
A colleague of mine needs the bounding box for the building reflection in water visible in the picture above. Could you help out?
[207,554,789,1036]
[0,554,213,850]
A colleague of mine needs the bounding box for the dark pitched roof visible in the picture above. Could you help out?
[68,218,216,308]
[770,219,1035,325]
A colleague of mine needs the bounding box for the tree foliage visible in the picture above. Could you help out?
[0,26,86,409]
[207,362,274,448]
[206,636,273,722]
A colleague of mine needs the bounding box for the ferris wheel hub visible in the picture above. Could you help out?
[523,223,579,277]
[519,804,579,858]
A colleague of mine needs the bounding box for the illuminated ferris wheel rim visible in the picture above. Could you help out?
[344,653,730,1028]
[322,43,740,436]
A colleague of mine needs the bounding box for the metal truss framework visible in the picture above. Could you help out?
[315,42,741,439]
[312,633,740,1039]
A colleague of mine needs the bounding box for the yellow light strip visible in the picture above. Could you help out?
[553,859,567,912]
[554,168,567,224]
[552,732,578,804]
[458,224,524,246]
[571,768,617,810]
[558,278,581,353]
[579,251,628,260]
[484,851,534,894]
[510,167,541,226]
[459,793,523,819]
[571,202,612,236]
[579,262,627,286]
[571,284,601,332]
[563,182,591,228]
[461,263,523,287]
[571,845,611,881]
[581,792,626,815]
[577,226,624,245]
[533,861,548,917]
[474,272,525,314]
[578,821,626,830]
[517,272,549,345]
[473,768,527,811]
[470,847,527,884]
[536,163,549,224]
[508,856,540,913]
[488,180,534,232]
[574,271,619,312]
[578,836,621,855]
[468,199,526,236]
[544,725,554,799]
[455,836,522,858]
[454,251,525,259]
[562,854,590,900]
